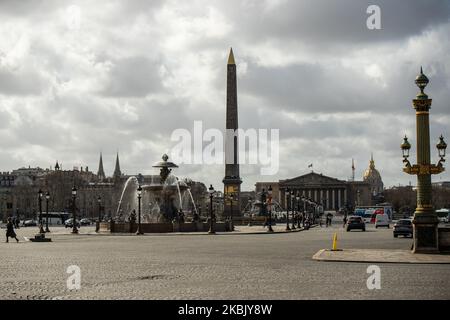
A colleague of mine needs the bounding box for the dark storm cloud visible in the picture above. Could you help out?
[217,0,450,47]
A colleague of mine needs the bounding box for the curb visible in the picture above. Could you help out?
[312,248,450,264]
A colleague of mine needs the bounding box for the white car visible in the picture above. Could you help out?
[375,214,390,228]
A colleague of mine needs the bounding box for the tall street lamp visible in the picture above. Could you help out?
[38,189,45,234]
[290,190,296,230]
[229,193,234,221]
[356,189,361,207]
[71,186,78,234]
[301,196,307,227]
[136,185,143,235]
[260,188,267,228]
[296,191,301,228]
[267,185,274,232]
[285,188,291,231]
[401,68,447,253]
[45,191,50,233]
[208,185,215,234]
[96,196,102,232]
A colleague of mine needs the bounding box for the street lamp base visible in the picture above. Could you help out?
[135,232,144,235]
[208,230,216,234]
[45,228,50,233]
[267,226,274,232]
[72,228,79,234]
[39,225,45,234]
[285,227,291,231]
[412,214,439,253]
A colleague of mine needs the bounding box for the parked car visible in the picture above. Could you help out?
[375,214,390,228]
[80,218,92,226]
[438,216,448,223]
[346,216,366,232]
[393,219,413,238]
[23,219,37,227]
[64,218,80,228]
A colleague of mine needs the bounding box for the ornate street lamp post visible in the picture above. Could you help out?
[285,188,291,231]
[96,196,102,232]
[290,190,296,230]
[356,190,361,207]
[296,191,301,228]
[45,192,50,233]
[38,189,45,234]
[208,185,216,234]
[71,186,78,234]
[301,196,306,227]
[136,185,143,235]
[267,186,274,232]
[229,193,234,221]
[401,68,447,253]
[260,188,267,227]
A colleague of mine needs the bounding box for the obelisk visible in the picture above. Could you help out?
[223,48,242,217]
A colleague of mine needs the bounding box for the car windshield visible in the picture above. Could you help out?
[349,217,361,222]
[397,220,411,225]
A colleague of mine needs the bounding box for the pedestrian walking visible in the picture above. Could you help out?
[6,217,19,243]
[15,216,20,228]
[343,215,347,228]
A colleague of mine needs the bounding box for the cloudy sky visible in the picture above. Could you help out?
[0,0,449,191]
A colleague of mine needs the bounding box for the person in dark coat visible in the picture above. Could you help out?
[6,217,19,243]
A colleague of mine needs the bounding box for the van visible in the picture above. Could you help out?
[375,214,390,228]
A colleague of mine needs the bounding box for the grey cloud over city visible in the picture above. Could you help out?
[0,0,449,190]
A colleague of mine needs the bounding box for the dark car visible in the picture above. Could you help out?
[23,219,37,227]
[346,216,366,232]
[64,218,80,228]
[80,218,91,226]
[393,219,413,238]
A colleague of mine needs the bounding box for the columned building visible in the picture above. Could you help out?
[257,172,372,212]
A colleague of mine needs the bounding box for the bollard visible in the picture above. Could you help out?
[332,232,338,251]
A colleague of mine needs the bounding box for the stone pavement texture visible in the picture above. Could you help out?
[313,249,450,264]
[1,223,449,300]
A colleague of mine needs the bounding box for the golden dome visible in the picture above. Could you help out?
[363,154,382,182]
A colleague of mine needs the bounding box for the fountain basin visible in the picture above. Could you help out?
[98,221,232,233]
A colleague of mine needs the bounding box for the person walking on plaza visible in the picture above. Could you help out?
[6,217,19,243]
[343,214,347,228]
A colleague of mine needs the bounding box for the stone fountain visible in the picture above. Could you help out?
[141,154,188,223]
[99,154,231,233]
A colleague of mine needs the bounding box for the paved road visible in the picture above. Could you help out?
[0,222,449,299]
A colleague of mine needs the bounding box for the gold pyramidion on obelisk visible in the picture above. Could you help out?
[227,47,235,65]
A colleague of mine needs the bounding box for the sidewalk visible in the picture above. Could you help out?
[313,248,450,264]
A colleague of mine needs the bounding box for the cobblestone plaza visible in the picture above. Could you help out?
[1,223,449,300]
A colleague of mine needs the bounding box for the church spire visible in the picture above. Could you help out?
[370,153,375,169]
[113,152,122,178]
[55,160,60,171]
[97,152,106,181]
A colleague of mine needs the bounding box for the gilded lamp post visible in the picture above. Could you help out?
[401,68,447,253]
